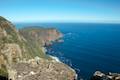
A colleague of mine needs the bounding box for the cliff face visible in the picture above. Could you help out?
[0,16,23,78]
[19,27,63,46]
[0,16,76,80]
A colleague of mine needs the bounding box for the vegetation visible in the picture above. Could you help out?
[0,65,8,78]
[0,16,7,22]
[19,28,53,59]
[0,16,62,79]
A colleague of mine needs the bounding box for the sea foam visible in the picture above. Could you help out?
[49,55,61,63]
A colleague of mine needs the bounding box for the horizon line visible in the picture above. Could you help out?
[13,21,120,24]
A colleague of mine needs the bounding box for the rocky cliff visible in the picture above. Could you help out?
[19,27,63,46]
[0,16,76,80]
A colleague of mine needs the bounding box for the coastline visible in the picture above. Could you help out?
[46,45,78,79]
[49,55,78,80]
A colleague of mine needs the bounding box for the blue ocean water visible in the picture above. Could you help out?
[16,23,120,80]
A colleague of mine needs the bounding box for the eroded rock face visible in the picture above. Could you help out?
[1,43,22,65]
[0,16,24,78]
[91,71,120,80]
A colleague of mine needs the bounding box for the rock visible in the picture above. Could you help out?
[57,39,64,43]
[8,69,17,80]
[94,71,105,77]
[30,71,36,75]
[11,58,76,80]
[1,43,22,65]
[91,71,120,80]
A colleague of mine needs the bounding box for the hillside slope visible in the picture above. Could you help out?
[0,16,76,80]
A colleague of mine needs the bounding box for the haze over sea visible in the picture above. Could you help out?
[16,23,120,80]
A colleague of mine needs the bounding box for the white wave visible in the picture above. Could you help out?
[49,55,61,63]
[67,32,72,35]
[65,32,72,36]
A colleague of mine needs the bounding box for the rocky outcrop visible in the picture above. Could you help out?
[1,43,22,65]
[91,71,120,80]
[0,16,76,80]
[10,57,76,80]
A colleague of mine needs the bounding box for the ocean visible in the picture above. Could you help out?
[16,23,120,80]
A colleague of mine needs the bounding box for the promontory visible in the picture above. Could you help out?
[0,16,77,80]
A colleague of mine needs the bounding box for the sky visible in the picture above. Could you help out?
[0,0,120,23]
